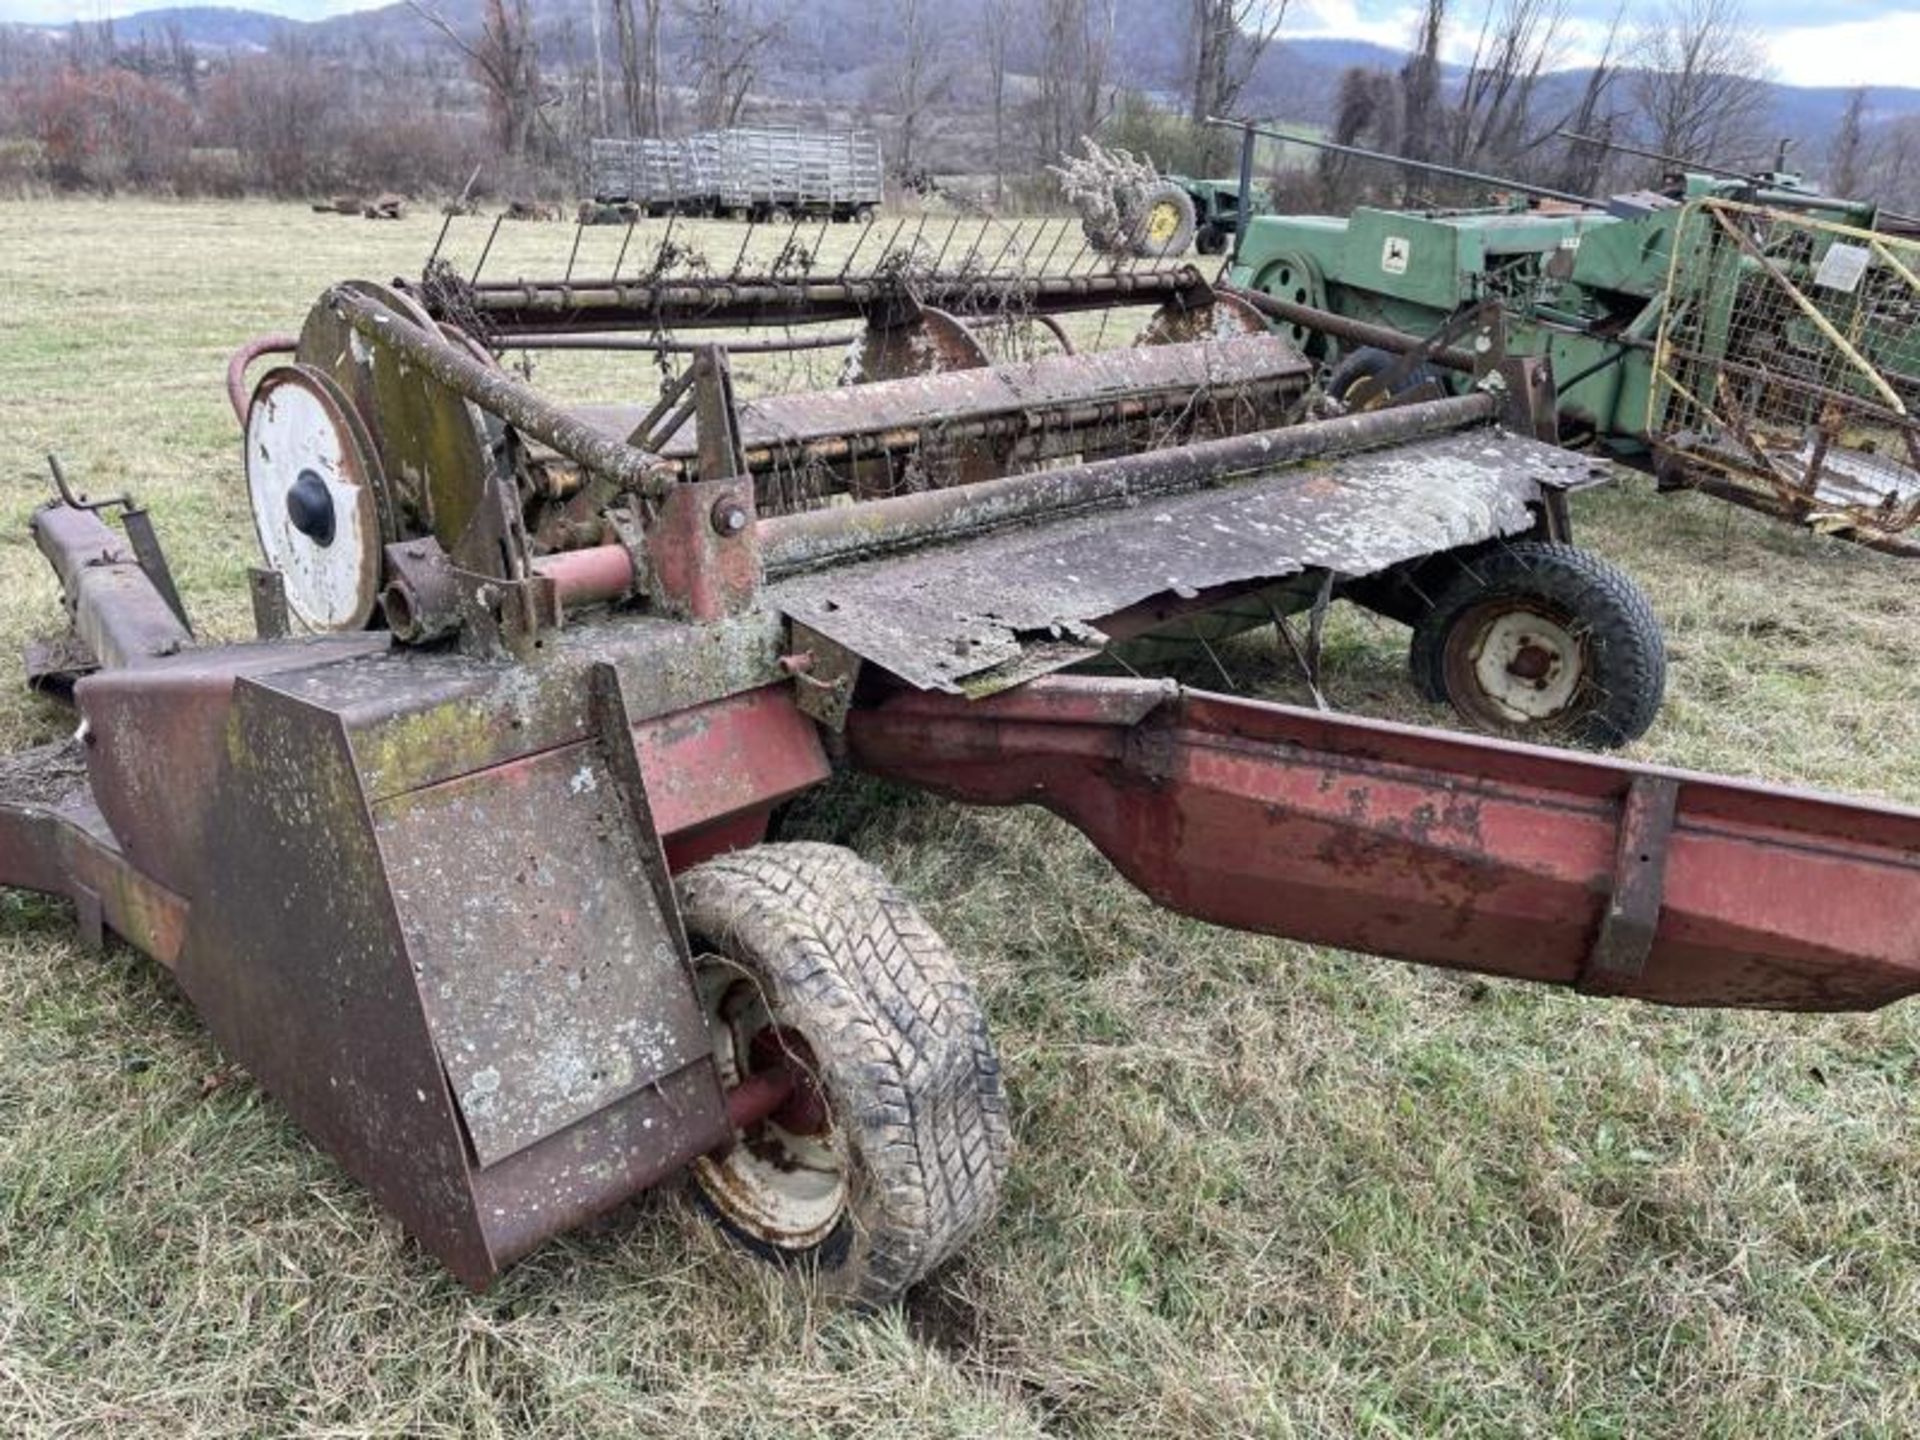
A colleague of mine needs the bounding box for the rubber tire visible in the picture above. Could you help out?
[1128,180,1198,257]
[678,842,1011,1306]
[1195,223,1229,256]
[1328,345,1440,409]
[1410,541,1666,749]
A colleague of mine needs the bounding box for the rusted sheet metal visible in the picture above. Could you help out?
[0,741,190,968]
[631,684,831,842]
[77,635,390,899]
[848,677,1920,1013]
[173,665,729,1286]
[373,727,707,1169]
[771,425,1601,694]
[239,610,788,804]
[573,333,1311,474]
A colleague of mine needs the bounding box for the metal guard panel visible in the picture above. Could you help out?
[770,427,1602,693]
[373,738,709,1169]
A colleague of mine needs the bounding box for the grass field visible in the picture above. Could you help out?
[3,199,1920,1438]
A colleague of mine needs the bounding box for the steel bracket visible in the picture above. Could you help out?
[1584,774,1681,985]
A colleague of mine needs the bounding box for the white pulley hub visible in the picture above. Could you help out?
[244,365,384,632]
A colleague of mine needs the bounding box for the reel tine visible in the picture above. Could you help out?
[471,212,505,284]
[612,205,641,283]
[562,210,587,284]
[839,215,877,278]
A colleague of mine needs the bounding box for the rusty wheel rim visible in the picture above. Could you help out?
[690,964,846,1250]
[1441,598,1590,732]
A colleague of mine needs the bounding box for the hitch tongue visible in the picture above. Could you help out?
[848,676,1920,1014]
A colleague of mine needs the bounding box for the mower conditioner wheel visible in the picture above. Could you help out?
[680,842,1010,1305]
[1410,541,1666,749]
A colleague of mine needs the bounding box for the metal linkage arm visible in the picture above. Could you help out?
[847,676,1920,1013]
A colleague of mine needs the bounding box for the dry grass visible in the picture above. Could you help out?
[3,199,1920,1437]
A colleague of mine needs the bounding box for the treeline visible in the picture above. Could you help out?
[0,24,494,195]
[3,0,1920,215]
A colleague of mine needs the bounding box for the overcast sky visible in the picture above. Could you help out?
[0,0,1914,90]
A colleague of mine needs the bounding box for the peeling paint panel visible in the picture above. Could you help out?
[771,429,1601,693]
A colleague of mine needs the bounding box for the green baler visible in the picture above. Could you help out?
[1213,117,1920,552]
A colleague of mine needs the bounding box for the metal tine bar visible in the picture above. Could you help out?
[1036,219,1070,276]
[611,207,641,283]
[990,222,1025,277]
[471,213,506,284]
[903,213,930,270]
[652,204,681,275]
[838,216,877,279]
[930,217,962,272]
[869,217,907,279]
[562,213,587,285]
[728,219,759,279]
[955,220,987,276]
[426,161,483,270]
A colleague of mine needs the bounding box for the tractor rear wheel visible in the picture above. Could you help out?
[1130,181,1198,257]
[1410,541,1666,749]
[679,842,1010,1306]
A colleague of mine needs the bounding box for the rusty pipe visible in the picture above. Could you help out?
[1222,286,1477,373]
[759,390,1501,576]
[497,330,861,355]
[227,334,300,426]
[532,544,636,609]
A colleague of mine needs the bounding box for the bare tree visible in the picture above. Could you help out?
[1828,87,1870,197]
[611,0,643,136]
[1037,0,1115,164]
[409,0,544,157]
[1398,0,1446,167]
[1187,0,1289,126]
[891,0,953,178]
[1554,3,1625,195]
[982,0,1016,205]
[682,0,785,129]
[1448,0,1565,171]
[641,0,664,135]
[1629,0,1771,170]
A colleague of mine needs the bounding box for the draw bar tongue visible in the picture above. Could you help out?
[846,676,1920,1014]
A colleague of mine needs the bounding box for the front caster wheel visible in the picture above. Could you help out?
[679,842,1011,1306]
[1410,541,1666,749]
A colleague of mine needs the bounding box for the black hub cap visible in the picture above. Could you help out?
[285,469,336,547]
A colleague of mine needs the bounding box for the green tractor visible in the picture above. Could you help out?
[1054,140,1271,257]
[1173,175,1274,254]
[1217,120,1920,554]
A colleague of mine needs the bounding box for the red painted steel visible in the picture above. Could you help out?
[846,676,1920,1012]
[632,684,829,849]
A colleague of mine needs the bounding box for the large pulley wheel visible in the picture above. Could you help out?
[680,842,1010,1306]
[1410,541,1667,749]
[243,364,387,632]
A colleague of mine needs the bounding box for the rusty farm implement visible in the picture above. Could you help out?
[3,236,1917,1305]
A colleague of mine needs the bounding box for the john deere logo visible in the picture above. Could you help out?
[1381,236,1412,275]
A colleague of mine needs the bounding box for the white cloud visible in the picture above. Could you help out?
[1766,11,1920,88]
